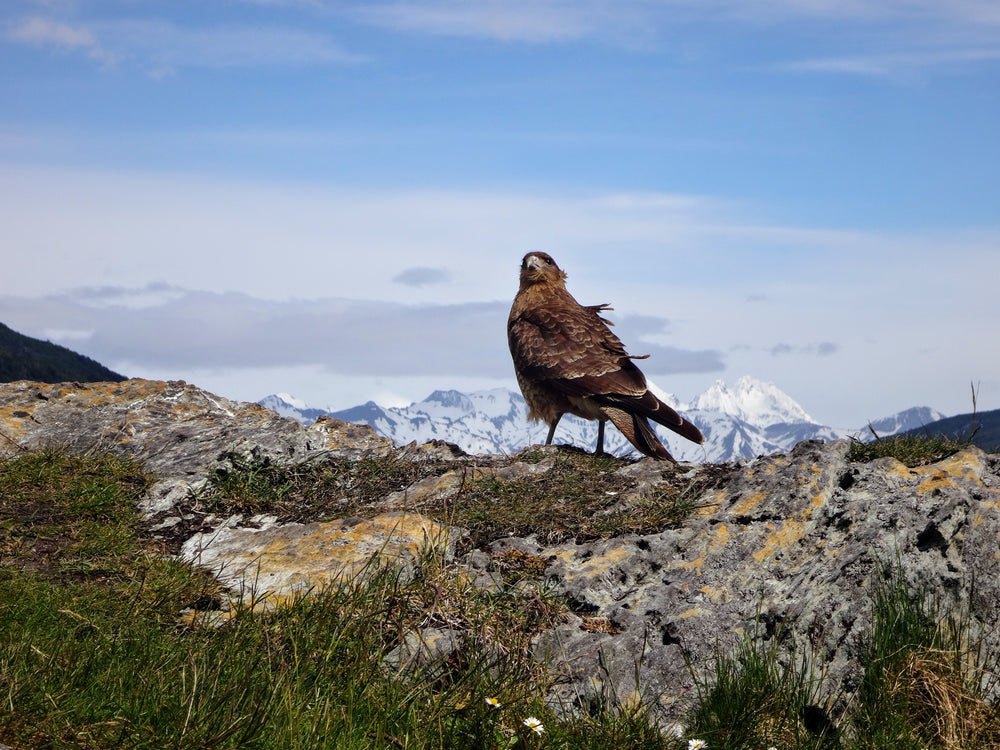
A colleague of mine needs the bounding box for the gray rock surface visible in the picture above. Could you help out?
[531,439,1000,720]
[0,379,393,516]
[3,379,999,728]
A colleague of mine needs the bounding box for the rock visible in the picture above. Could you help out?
[310,415,395,460]
[532,439,1000,721]
[179,511,460,607]
[3,380,1000,729]
[395,439,469,462]
[0,379,394,516]
[383,627,462,678]
[380,469,471,509]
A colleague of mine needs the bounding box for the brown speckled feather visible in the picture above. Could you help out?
[508,251,704,460]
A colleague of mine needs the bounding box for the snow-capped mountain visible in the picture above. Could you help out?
[688,376,815,426]
[258,393,333,424]
[863,406,948,439]
[327,389,549,457]
[258,377,945,463]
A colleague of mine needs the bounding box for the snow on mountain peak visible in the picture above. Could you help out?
[690,376,815,428]
[273,392,308,410]
[258,377,940,463]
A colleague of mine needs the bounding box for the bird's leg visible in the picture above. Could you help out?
[545,414,562,445]
[595,420,606,455]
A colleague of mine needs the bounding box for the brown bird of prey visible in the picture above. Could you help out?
[507,251,704,461]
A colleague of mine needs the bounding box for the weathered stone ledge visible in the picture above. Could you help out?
[3,378,999,724]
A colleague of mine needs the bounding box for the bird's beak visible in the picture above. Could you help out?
[524,254,543,271]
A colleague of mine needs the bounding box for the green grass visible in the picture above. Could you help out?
[439,450,715,547]
[683,632,835,750]
[849,566,1000,750]
[847,433,970,467]
[188,447,726,549]
[4,449,1000,749]
[848,381,983,468]
[683,566,1000,750]
[191,451,445,518]
[0,448,688,749]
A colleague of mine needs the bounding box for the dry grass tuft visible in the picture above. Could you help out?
[887,647,1000,749]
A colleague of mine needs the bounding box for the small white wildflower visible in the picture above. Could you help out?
[688,740,707,750]
[523,716,544,735]
[485,696,501,708]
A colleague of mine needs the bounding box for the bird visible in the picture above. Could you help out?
[507,251,704,461]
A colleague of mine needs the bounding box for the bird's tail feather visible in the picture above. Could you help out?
[650,410,704,445]
[601,406,675,461]
[600,393,704,445]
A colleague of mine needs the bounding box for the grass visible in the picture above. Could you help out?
[683,630,835,750]
[431,450,719,548]
[849,566,1000,750]
[848,383,980,468]
[185,447,727,550]
[190,451,446,518]
[682,566,1000,750]
[846,433,971,468]
[0,448,687,749]
[4,448,1000,748]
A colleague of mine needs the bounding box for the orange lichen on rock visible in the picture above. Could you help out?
[180,512,456,608]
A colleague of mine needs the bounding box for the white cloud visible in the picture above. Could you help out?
[10,16,94,47]
[348,0,1000,39]
[350,1,609,42]
[6,14,366,73]
[777,46,1000,77]
[392,267,451,287]
[8,16,117,64]
[2,164,999,426]
[101,19,368,69]
[1,286,724,378]
[344,0,1000,77]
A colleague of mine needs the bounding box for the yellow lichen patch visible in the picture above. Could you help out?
[763,457,789,475]
[753,519,808,564]
[557,546,632,581]
[711,523,730,550]
[695,489,725,518]
[918,470,958,495]
[978,489,1000,511]
[882,458,916,481]
[679,608,702,619]
[700,586,728,604]
[913,449,984,495]
[733,491,767,516]
[182,512,452,608]
[680,550,706,572]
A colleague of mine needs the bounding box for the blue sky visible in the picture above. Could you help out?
[2,0,999,430]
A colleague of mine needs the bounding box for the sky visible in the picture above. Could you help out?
[1,0,999,431]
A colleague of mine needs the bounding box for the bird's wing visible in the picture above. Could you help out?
[508,304,647,398]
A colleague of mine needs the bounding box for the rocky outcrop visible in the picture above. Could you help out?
[0,379,393,516]
[2,379,999,726]
[180,512,460,610]
[532,439,1000,719]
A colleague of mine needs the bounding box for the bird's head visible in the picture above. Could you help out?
[519,251,567,290]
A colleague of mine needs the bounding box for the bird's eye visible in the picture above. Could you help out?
[544,257,553,265]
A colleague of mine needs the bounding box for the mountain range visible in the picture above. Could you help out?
[259,376,949,463]
[3,318,985,460]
